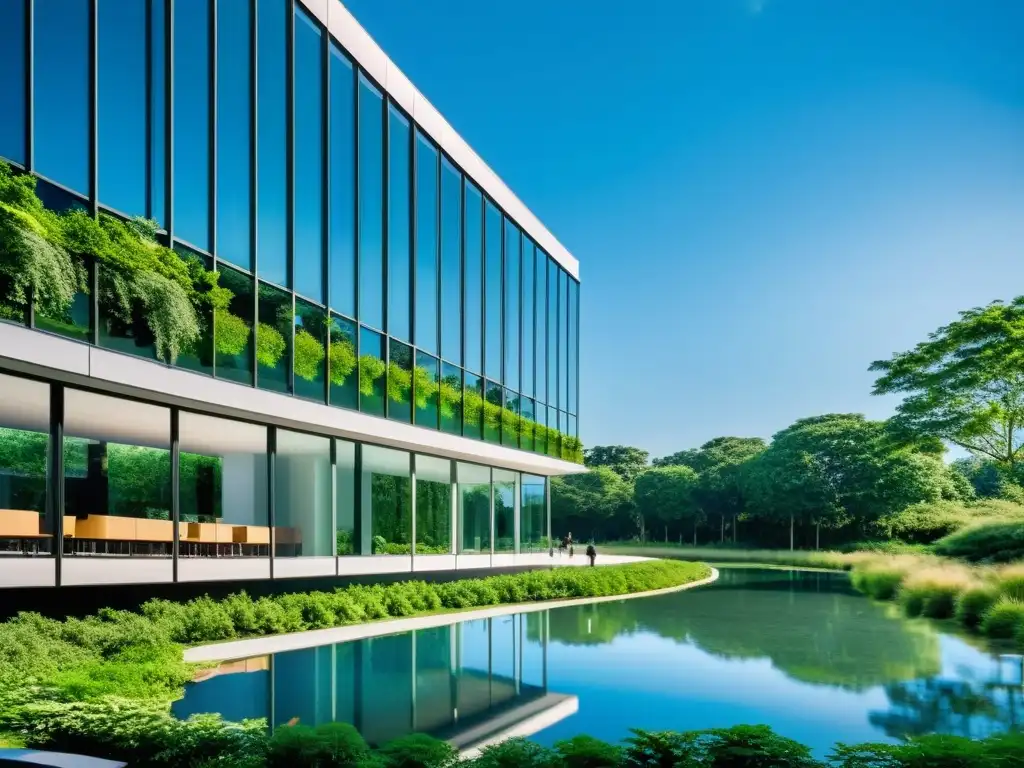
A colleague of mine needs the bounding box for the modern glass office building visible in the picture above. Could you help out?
[0,0,583,589]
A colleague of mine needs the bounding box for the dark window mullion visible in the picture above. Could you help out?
[25,0,34,172]
[249,0,258,387]
[88,0,98,216]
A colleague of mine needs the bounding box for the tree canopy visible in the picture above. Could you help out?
[870,297,1024,466]
[634,465,703,542]
[583,445,649,483]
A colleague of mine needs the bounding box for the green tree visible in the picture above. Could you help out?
[742,414,952,549]
[583,445,649,483]
[634,465,703,544]
[870,297,1024,467]
[551,467,635,542]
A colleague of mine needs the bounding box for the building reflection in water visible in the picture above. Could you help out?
[173,610,576,753]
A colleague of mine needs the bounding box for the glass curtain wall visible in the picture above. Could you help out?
[63,391,171,557]
[361,445,411,555]
[493,469,515,553]
[0,3,582,461]
[457,463,490,555]
[275,429,333,558]
[336,440,356,555]
[415,455,451,555]
[0,374,51,555]
[179,412,269,557]
[520,475,546,554]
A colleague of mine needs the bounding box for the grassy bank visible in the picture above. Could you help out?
[846,554,1024,647]
[602,543,862,570]
[0,560,710,764]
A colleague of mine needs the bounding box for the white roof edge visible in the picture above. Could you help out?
[320,0,580,281]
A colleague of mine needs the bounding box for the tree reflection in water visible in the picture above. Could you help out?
[538,569,942,691]
[870,658,1024,740]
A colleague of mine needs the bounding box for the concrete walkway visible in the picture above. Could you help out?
[185,563,719,663]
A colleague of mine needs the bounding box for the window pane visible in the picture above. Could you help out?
[174,245,214,376]
[440,159,461,365]
[98,0,146,217]
[387,107,411,341]
[504,220,520,392]
[415,352,439,430]
[547,258,558,409]
[257,0,288,285]
[493,469,514,554]
[439,363,462,436]
[294,9,324,302]
[520,397,535,453]
[276,429,332,557]
[0,374,50,553]
[35,0,90,194]
[569,278,578,415]
[215,265,254,385]
[535,249,547,406]
[463,372,482,441]
[464,183,483,374]
[329,45,355,318]
[335,439,355,555]
[484,201,502,382]
[547,405,559,458]
[295,300,327,402]
[457,463,489,554]
[98,259,158,363]
[388,338,413,423]
[522,239,535,399]
[329,314,358,410]
[534,402,547,455]
[559,270,568,411]
[415,134,438,354]
[520,475,545,554]
[362,445,411,555]
[179,412,268,557]
[151,0,167,225]
[559,411,571,461]
[416,455,450,554]
[217,0,253,270]
[0,0,26,165]
[257,282,292,394]
[173,0,210,250]
[358,77,384,329]
[484,380,502,444]
[359,326,385,416]
[64,391,171,556]
[502,388,519,449]
[569,414,577,439]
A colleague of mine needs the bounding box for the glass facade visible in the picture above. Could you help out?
[0,373,551,575]
[0,0,580,462]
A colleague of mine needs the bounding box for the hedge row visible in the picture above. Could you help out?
[3,711,1021,768]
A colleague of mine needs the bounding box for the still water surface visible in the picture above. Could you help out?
[174,568,1023,753]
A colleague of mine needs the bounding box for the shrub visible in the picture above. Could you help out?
[267,722,370,768]
[874,498,1024,545]
[377,733,459,768]
[851,564,907,601]
[995,565,1024,601]
[934,520,1024,563]
[621,729,696,767]
[470,737,560,768]
[554,735,623,768]
[980,597,1024,639]
[954,586,999,628]
[696,725,820,768]
[222,592,259,635]
[176,597,236,644]
[896,567,975,619]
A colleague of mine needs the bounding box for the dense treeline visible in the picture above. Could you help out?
[555,296,1024,551]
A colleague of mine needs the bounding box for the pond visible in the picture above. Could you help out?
[173,568,1024,754]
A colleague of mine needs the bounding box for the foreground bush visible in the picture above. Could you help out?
[4,716,1024,768]
[873,498,1024,545]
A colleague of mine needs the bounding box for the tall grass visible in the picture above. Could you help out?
[604,544,857,571]
[847,554,1024,648]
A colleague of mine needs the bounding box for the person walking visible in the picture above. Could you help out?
[567,532,574,558]
[586,543,597,567]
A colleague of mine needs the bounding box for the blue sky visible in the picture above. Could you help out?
[345,0,1024,459]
